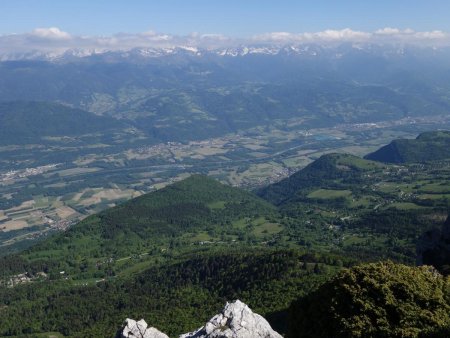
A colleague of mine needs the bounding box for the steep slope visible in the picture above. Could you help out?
[0,101,127,144]
[365,131,450,164]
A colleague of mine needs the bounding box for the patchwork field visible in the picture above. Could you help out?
[2,116,450,253]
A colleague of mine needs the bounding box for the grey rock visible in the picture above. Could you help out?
[179,300,283,338]
[119,318,169,338]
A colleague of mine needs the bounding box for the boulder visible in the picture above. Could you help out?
[179,300,283,338]
[118,318,169,338]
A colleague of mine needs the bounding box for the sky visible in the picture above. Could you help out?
[1,1,450,56]
[1,0,450,37]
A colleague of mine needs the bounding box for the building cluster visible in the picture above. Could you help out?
[0,164,58,183]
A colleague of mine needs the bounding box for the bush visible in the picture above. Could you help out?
[288,261,450,338]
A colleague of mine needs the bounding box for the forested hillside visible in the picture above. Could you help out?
[1,151,450,337]
[9,175,276,278]
[0,101,127,145]
[0,249,342,337]
[365,131,450,163]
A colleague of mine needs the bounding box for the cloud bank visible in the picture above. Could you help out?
[253,28,449,45]
[1,27,449,57]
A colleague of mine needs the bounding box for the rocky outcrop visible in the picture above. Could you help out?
[117,300,283,338]
[179,300,283,338]
[118,318,169,338]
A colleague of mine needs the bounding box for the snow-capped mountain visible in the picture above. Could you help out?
[2,42,448,63]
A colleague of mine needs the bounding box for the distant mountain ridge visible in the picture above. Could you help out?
[365,131,450,163]
[1,44,450,144]
[2,43,450,62]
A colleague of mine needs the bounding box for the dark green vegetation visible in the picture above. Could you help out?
[288,261,450,338]
[419,216,450,275]
[365,131,450,164]
[0,249,343,337]
[1,136,450,336]
[0,141,450,337]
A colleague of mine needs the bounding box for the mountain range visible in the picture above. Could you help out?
[1,43,450,146]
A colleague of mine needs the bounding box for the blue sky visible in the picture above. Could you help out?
[1,0,450,36]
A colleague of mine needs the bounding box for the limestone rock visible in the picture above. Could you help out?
[179,300,283,338]
[119,318,169,338]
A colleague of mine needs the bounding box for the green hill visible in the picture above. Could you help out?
[0,175,350,337]
[1,165,450,336]
[258,153,383,206]
[364,131,450,164]
[18,175,277,277]
[257,152,450,262]
[0,101,126,145]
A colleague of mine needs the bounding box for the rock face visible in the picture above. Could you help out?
[118,318,169,338]
[179,300,283,338]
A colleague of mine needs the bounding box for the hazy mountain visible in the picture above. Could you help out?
[0,101,128,145]
[1,44,450,144]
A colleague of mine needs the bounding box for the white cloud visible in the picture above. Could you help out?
[313,28,371,41]
[375,27,402,35]
[255,32,299,42]
[254,29,371,43]
[371,27,449,44]
[415,30,446,39]
[30,27,71,40]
